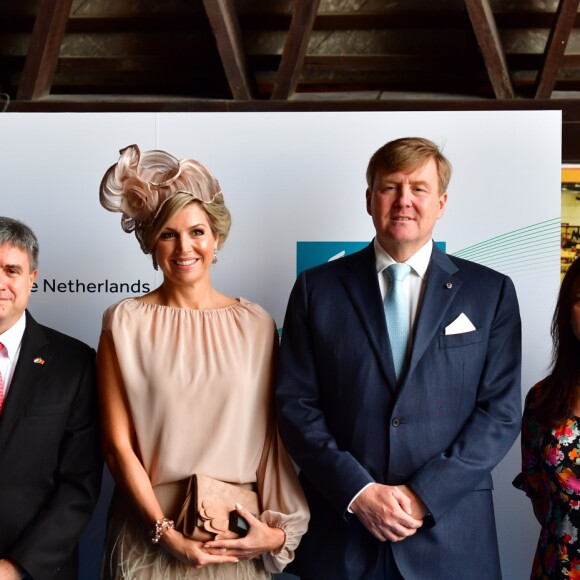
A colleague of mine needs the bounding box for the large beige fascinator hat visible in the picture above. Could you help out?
[99,144,222,253]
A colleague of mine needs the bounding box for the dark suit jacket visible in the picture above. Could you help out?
[276,243,522,579]
[0,311,102,580]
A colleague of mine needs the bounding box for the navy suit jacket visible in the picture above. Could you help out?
[0,311,102,580]
[276,243,521,579]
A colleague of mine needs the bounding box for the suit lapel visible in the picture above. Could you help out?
[0,311,51,449]
[339,244,398,389]
[406,245,461,380]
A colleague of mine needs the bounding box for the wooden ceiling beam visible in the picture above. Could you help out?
[201,0,254,100]
[534,0,580,99]
[271,0,321,100]
[4,10,576,34]
[16,0,73,100]
[4,96,578,114]
[463,0,515,99]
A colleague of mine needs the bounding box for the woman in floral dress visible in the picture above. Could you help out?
[514,256,580,579]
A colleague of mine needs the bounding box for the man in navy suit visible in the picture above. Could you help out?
[276,138,521,579]
[0,217,102,579]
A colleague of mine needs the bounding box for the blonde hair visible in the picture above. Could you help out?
[139,192,231,254]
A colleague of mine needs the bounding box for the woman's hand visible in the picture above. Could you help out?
[202,504,285,560]
[160,528,240,569]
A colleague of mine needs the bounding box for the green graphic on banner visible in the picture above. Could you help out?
[452,218,560,276]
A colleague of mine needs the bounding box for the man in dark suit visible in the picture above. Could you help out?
[0,217,102,580]
[275,138,521,579]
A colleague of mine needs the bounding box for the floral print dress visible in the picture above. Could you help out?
[514,381,580,579]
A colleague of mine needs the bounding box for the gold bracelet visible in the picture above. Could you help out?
[151,517,175,544]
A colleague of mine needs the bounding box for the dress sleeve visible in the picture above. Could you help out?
[513,382,548,500]
[256,332,310,573]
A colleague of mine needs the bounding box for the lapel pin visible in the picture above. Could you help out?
[445,282,453,289]
[33,357,45,365]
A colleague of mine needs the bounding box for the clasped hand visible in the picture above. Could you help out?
[351,483,425,542]
[203,504,285,560]
[161,504,284,568]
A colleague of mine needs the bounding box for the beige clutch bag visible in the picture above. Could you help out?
[175,474,260,542]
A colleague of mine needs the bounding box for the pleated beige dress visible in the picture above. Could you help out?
[100,298,309,580]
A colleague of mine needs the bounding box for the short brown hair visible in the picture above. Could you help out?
[366,137,452,194]
[0,216,39,271]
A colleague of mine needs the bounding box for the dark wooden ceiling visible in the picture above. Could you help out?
[3,0,580,157]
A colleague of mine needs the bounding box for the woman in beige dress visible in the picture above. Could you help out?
[97,145,309,579]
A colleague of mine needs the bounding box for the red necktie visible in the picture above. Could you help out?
[0,343,5,414]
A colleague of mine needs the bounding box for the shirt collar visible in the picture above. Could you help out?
[0,312,27,360]
[373,238,433,280]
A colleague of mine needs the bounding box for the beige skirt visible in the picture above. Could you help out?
[101,488,271,580]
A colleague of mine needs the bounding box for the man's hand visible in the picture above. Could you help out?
[0,559,24,580]
[350,483,424,542]
[401,484,429,520]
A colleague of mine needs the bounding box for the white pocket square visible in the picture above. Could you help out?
[445,313,476,335]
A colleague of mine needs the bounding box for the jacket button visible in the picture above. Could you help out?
[392,418,401,427]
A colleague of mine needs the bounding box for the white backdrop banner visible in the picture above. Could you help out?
[0,111,561,579]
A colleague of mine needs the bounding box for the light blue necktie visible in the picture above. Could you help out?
[384,263,412,380]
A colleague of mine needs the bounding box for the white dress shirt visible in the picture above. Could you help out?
[0,312,26,398]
